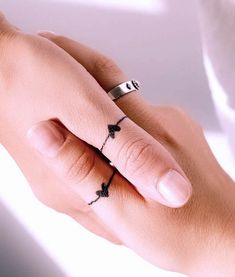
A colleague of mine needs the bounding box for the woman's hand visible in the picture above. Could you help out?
[26,33,235,276]
[0,11,195,246]
[0,13,192,208]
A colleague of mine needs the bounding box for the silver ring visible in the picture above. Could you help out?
[107,79,140,101]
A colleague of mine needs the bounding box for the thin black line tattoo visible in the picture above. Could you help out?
[100,116,128,152]
[88,168,117,205]
[88,116,126,205]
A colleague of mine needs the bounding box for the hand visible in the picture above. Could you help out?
[0,12,192,243]
[27,33,235,276]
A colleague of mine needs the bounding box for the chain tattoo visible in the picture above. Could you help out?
[88,116,127,206]
[88,168,117,205]
[100,116,128,153]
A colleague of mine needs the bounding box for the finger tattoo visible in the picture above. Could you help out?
[100,116,127,153]
[88,116,127,205]
[88,168,117,205]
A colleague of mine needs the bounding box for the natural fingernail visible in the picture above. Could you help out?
[27,122,64,158]
[158,170,192,207]
[37,30,56,38]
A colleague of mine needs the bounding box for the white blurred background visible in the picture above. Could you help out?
[0,0,235,276]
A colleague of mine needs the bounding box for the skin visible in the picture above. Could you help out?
[0,12,192,211]
[0,9,235,277]
[30,34,235,276]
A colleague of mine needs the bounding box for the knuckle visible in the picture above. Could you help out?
[50,35,68,45]
[63,143,96,183]
[167,105,204,133]
[165,105,186,116]
[93,55,122,75]
[151,104,203,145]
[191,119,204,134]
[120,138,154,174]
[149,105,177,145]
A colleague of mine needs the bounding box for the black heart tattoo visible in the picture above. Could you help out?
[108,124,121,139]
[96,183,109,197]
[88,116,127,205]
[100,116,127,153]
[88,168,117,206]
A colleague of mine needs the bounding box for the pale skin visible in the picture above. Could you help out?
[0,11,194,243]
[0,4,235,276]
[0,13,192,210]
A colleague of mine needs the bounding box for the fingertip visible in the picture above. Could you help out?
[27,121,65,158]
[157,170,192,208]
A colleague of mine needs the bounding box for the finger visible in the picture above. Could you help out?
[38,33,192,207]
[27,121,183,269]
[38,32,150,132]
[26,120,125,244]
[37,32,149,122]
[38,31,192,207]
[26,119,143,219]
[38,31,126,92]
[26,120,164,260]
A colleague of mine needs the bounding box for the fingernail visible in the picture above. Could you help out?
[158,170,192,207]
[37,30,56,38]
[27,122,64,158]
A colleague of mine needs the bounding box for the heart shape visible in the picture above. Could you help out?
[96,183,109,197]
[108,124,121,139]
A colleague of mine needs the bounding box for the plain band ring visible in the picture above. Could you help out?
[107,79,140,101]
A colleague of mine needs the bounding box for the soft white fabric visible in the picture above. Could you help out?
[204,53,235,160]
